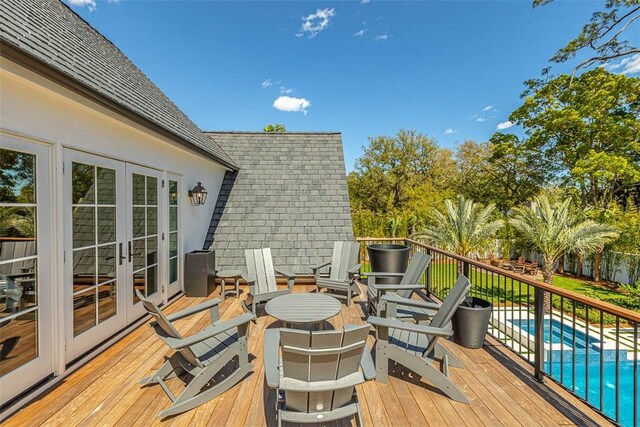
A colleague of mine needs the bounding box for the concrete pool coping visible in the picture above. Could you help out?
[489,307,638,362]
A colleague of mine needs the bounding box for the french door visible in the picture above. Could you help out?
[0,135,53,405]
[127,165,163,320]
[64,151,165,361]
[64,151,127,361]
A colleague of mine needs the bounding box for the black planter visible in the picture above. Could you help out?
[366,244,411,284]
[452,297,493,349]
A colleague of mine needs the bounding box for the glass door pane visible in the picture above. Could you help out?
[168,180,178,283]
[71,163,119,336]
[130,173,160,303]
[0,148,39,375]
[0,135,53,404]
[64,149,125,362]
[127,164,163,319]
[166,175,182,297]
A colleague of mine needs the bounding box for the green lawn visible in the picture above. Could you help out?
[363,259,627,308]
[551,275,623,305]
[362,258,632,325]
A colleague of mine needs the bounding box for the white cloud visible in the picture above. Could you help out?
[361,0,371,3]
[482,105,494,112]
[273,96,311,115]
[261,79,273,88]
[444,128,457,135]
[607,53,640,74]
[66,0,96,10]
[375,32,389,41]
[496,120,514,130]
[297,8,335,38]
[476,117,486,122]
[279,86,293,95]
[354,29,365,37]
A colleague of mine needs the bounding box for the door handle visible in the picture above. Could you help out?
[128,241,133,263]
[118,242,127,265]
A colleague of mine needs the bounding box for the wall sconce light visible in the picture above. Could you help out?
[188,182,208,206]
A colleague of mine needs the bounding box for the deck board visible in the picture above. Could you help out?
[4,284,613,427]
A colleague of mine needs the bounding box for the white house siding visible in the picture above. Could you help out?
[0,59,227,395]
[1,61,227,254]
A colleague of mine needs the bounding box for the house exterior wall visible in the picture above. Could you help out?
[0,59,227,397]
[1,60,227,254]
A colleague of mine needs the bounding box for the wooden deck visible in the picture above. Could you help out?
[5,284,613,427]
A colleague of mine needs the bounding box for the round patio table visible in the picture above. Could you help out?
[265,293,341,330]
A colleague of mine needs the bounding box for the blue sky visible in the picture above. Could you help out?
[65,1,623,170]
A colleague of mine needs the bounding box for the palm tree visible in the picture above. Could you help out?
[0,208,13,236]
[416,195,503,259]
[11,208,36,237]
[509,195,619,285]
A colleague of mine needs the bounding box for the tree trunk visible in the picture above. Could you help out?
[594,248,603,283]
[557,253,564,274]
[541,261,554,312]
[576,252,584,278]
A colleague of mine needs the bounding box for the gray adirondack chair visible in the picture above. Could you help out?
[365,251,432,318]
[243,248,296,315]
[263,324,375,426]
[312,241,361,306]
[379,288,466,370]
[368,275,472,404]
[135,290,255,417]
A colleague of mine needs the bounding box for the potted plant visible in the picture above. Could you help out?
[366,243,411,284]
[451,296,493,349]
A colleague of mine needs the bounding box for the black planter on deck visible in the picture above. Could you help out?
[366,244,411,285]
[452,297,493,349]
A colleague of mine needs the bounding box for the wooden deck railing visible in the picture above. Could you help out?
[356,237,639,427]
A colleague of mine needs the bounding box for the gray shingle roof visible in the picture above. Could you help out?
[203,132,354,274]
[0,0,236,170]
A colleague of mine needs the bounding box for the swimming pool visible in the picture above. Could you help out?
[508,318,638,425]
[511,318,601,349]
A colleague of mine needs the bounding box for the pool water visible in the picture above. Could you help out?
[508,318,639,425]
[512,318,601,349]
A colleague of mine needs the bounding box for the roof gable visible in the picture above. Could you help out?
[0,0,236,169]
[204,132,354,274]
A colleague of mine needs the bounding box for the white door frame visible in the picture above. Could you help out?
[0,134,53,404]
[165,173,183,300]
[62,149,127,362]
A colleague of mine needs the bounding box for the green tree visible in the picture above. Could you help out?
[534,0,640,77]
[348,130,455,237]
[0,207,13,236]
[487,133,549,208]
[0,148,35,203]
[510,195,619,288]
[349,129,453,213]
[263,124,286,132]
[416,195,503,258]
[511,68,640,211]
[452,140,495,206]
[453,136,549,213]
[510,69,639,280]
[608,199,640,283]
